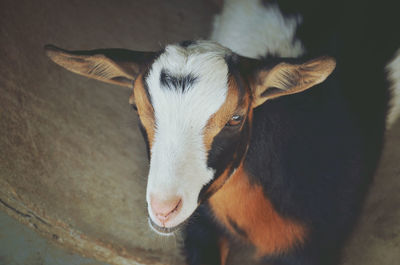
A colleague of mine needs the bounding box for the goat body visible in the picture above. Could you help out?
[45,0,400,264]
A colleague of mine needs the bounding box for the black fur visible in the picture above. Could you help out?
[183,205,222,265]
[244,76,375,264]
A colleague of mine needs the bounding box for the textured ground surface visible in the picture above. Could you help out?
[0,0,399,265]
[0,210,110,265]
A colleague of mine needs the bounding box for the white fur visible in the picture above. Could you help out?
[386,48,400,128]
[145,41,231,229]
[211,0,304,58]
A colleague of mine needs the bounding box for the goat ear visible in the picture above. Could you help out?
[44,45,156,88]
[251,56,336,107]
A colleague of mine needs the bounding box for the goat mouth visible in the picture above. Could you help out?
[148,218,181,235]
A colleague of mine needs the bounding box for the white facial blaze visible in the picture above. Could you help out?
[145,42,231,227]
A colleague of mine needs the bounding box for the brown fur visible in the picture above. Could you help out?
[204,77,240,150]
[204,76,249,150]
[203,167,232,200]
[133,74,156,147]
[219,237,230,265]
[252,57,336,107]
[209,166,307,257]
[44,45,136,88]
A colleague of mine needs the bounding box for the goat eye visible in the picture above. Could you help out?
[131,104,138,112]
[226,115,243,127]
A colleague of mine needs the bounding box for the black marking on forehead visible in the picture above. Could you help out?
[179,40,197,47]
[160,70,198,93]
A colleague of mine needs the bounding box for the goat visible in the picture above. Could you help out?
[45,0,400,264]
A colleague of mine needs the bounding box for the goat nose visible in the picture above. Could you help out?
[150,195,182,224]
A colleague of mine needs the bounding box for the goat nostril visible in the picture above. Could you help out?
[150,195,182,223]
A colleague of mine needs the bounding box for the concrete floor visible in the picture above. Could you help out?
[0,0,399,265]
[0,210,108,265]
